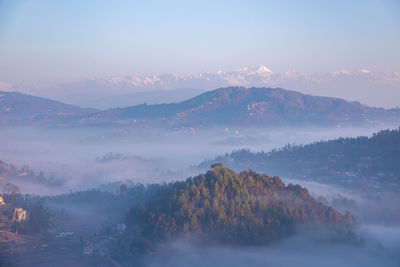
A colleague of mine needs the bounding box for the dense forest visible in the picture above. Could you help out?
[111,165,356,260]
[200,128,400,191]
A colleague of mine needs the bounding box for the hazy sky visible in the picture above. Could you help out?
[0,0,399,83]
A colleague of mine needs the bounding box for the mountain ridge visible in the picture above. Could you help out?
[80,87,400,128]
[1,87,399,128]
[0,91,97,124]
[2,66,399,108]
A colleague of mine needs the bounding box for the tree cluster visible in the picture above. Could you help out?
[124,165,354,255]
[200,127,400,191]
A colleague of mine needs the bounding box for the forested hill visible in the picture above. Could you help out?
[81,87,400,128]
[121,165,355,257]
[199,128,400,191]
[2,87,400,127]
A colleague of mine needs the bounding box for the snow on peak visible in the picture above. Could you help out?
[256,65,273,74]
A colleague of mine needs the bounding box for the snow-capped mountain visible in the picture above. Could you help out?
[1,66,399,108]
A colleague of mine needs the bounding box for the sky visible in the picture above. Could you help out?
[0,0,399,83]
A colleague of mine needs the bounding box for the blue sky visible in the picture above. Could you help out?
[0,0,399,83]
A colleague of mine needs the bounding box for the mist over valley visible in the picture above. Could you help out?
[1,86,399,266]
[1,1,399,265]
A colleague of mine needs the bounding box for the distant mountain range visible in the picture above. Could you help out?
[76,87,400,128]
[0,91,97,124]
[1,87,399,128]
[1,66,399,108]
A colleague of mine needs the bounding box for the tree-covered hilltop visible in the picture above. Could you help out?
[121,165,354,257]
[199,128,400,191]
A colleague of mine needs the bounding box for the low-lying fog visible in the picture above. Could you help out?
[0,124,391,194]
[142,179,400,267]
[1,124,399,266]
[143,231,400,267]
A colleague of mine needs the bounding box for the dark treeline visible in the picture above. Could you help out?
[200,128,400,191]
